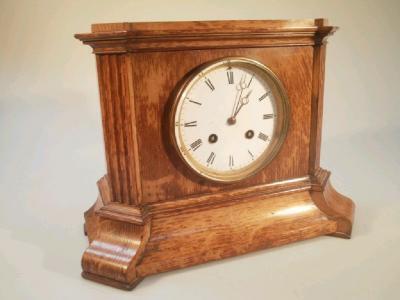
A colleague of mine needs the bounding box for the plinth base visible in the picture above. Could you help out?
[81,168,355,290]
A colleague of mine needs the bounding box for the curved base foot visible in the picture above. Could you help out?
[310,169,355,239]
[81,177,150,290]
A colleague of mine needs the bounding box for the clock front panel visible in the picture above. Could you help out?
[132,47,313,202]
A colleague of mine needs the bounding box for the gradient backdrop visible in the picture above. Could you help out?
[1,1,399,299]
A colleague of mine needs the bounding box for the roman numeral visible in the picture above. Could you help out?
[188,99,202,105]
[248,150,254,160]
[258,132,269,142]
[204,78,215,91]
[263,113,274,119]
[229,155,234,168]
[227,69,234,84]
[259,91,271,101]
[190,139,202,151]
[206,152,216,166]
[184,121,197,127]
[247,74,254,87]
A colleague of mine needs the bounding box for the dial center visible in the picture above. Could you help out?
[227,116,236,125]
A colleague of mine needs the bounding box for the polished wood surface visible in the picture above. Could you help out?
[75,19,355,290]
[75,19,336,53]
[89,19,325,33]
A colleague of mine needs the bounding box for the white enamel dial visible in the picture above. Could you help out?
[172,58,289,182]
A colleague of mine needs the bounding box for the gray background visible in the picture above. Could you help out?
[1,0,399,299]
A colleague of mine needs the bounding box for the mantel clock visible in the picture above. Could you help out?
[75,19,355,290]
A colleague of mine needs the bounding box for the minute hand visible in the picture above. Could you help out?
[233,90,252,118]
[231,74,247,117]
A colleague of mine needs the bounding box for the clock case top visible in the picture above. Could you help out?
[75,18,337,219]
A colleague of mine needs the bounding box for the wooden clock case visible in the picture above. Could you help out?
[75,19,355,290]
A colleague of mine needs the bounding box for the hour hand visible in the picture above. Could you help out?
[240,90,252,105]
[228,89,252,125]
[233,90,252,117]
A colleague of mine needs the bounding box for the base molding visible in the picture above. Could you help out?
[81,168,355,290]
[82,194,151,288]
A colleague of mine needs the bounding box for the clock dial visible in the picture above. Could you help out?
[172,58,289,182]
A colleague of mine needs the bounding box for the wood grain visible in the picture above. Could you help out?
[309,41,326,173]
[75,19,355,290]
[82,194,150,289]
[134,47,313,202]
[75,19,337,53]
[81,168,353,289]
[90,19,322,33]
[96,55,141,204]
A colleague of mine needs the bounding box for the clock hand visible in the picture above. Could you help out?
[228,75,249,125]
[231,87,242,117]
[231,74,247,117]
[233,90,252,118]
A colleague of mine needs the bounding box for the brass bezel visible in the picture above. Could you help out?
[170,57,290,183]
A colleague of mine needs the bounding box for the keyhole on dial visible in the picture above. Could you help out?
[245,130,254,139]
[208,134,218,143]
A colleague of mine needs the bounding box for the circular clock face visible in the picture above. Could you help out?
[172,57,289,182]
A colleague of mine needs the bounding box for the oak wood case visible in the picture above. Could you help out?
[75,19,355,290]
